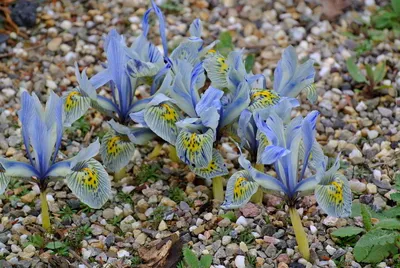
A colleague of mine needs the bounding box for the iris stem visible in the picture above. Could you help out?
[40,191,51,232]
[289,207,310,261]
[148,143,162,159]
[168,145,180,163]
[212,176,224,201]
[114,168,127,181]
[250,164,264,204]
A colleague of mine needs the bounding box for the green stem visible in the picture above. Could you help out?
[289,207,310,261]
[40,191,51,232]
[148,143,162,160]
[250,164,264,204]
[114,168,127,181]
[212,176,224,202]
[168,145,180,163]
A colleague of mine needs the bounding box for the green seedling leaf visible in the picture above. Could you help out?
[245,54,255,73]
[365,64,374,84]
[216,31,234,57]
[361,204,373,231]
[392,0,400,16]
[331,226,364,238]
[354,229,399,263]
[373,218,400,230]
[183,247,200,268]
[46,241,66,250]
[391,193,400,203]
[221,211,237,222]
[382,206,400,218]
[199,255,213,268]
[373,61,386,83]
[346,58,367,83]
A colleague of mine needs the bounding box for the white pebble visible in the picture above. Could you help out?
[236,216,248,227]
[234,255,246,268]
[310,225,317,235]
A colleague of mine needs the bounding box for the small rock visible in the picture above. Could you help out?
[326,245,336,255]
[378,107,392,117]
[204,213,213,221]
[158,220,168,231]
[21,192,36,204]
[222,235,231,246]
[60,20,72,30]
[23,245,35,254]
[239,242,248,252]
[117,249,129,258]
[102,208,115,220]
[239,202,261,217]
[236,216,248,227]
[323,216,338,227]
[349,180,366,193]
[235,255,246,268]
[135,233,147,245]
[309,225,317,235]
[47,37,62,51]
[160,197,177,207]
[265,243,277,257]
[366,183,377,194]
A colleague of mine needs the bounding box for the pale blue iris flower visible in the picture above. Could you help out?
[0,91,111,208]
[222,106,352,218]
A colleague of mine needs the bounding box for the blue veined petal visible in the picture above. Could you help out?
[75,63,97,100]
[92,95,120,118]
[238,154,286,193]
[198,40,218,58]
[63,90,91,127]
[170,41,203,65]
[273,97,299,123]
[226,51,247,89]
[127,59,160,78]
[199,106,220,133]
[151,0,168,56]
[203,52,228,89]
[222,170,259,209]
[127,97,152,115]
[127,127,156,145]
[285,116,302,149]
[254,111,279,146]
[0,158,39,178]
[176,128,213,168]
[170,60,201,117]
[260,145,290,165]
[176,118,203,132]
[321,154,341,183]
[190,149,228,180]
[46,140,100,178]
[144,99,182,145]
[220,82,251,128]
[66,158,111,209]
[299,111,319,179]
[304,83,317,104]
[89,69,112,89]
[130,110,147,127]
[273,46,315,98]
[100,131,136,173]
[256,130,270,164]
[238,109,256,153]
[315,173,352,218]
[150,64,172,95]
[195,86,223,116]
[189,19,202,38]
[0,173,10,195]
[18,90,35,165]
[45,91,63,163]
[248,88,280,112]
[294,176,318,193]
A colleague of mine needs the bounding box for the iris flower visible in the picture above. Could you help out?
[0,91,111,231]
[222,107,352,260]
[62,1,168,174]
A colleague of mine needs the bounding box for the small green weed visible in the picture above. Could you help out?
[66,116,91,136]
[151,205,168,228]
[136,163,164,184]
[180,247,212,268]
[59,205,76,222]
[238,228,255,244]
[168,187,185,203]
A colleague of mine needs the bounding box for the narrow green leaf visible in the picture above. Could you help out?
[331,227,365,238]
[183,247,200,268]
[45,241,66,250]
[365,64,374,84]
[245,54,255,73]
[373,219,400,230]
[346,58,367,83]
[392,0,400,16]
[361,204,373,232]
[221,211,237,222]
[373,61,386,83]
[199,255,213,268]
[216,31,234,57]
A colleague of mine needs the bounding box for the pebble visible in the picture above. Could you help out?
[222,236,231,246]
[158,220,168,231]
[326,245,336,255]
[366,183,377,194]
[323,216,338,227]
[117,249,129,258]
[309,225,317,235]
[236,216,248,227]
[47,37,62,51]
[349,180,367,193]
[378,107,392,117]
[60,20,72,30]
[234,255,246,268]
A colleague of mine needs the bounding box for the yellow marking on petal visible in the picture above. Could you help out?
[197,159,217,173]
[216,56,228,73]
[107,136,122,156]
[328,180,344,205]
[81,167,99,190]
[207,49,216,54]
[160,103,179,122]
[234,177,248,200]
[65,91,81,112]
[251,89,280,105]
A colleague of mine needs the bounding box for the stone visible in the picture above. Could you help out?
[218,218,231,227]
[160,197,177,207]
[60,20,72,30]
[135,233,147,245]
[226,243,239,256]
[47,37,62,51]
[117,249,130,258]
[23,245,35,254]
[349,180,366,193]
[310,225,317,235]
[236,216,248,227]
[366,183,377,194]
[265,243,277,257]
[222,235,231,246]
[203,213,213,221]
[239,242,248,252]
[326,245,336,255]
[378,107,392,117]
[235,255,246,268]
[239,203,261,217]
[158,220,168,231]
[323,216,338,227]
[367,130,379,140]
[193,225,204,235]
[102,208,115,220]
[21,192,36,204]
